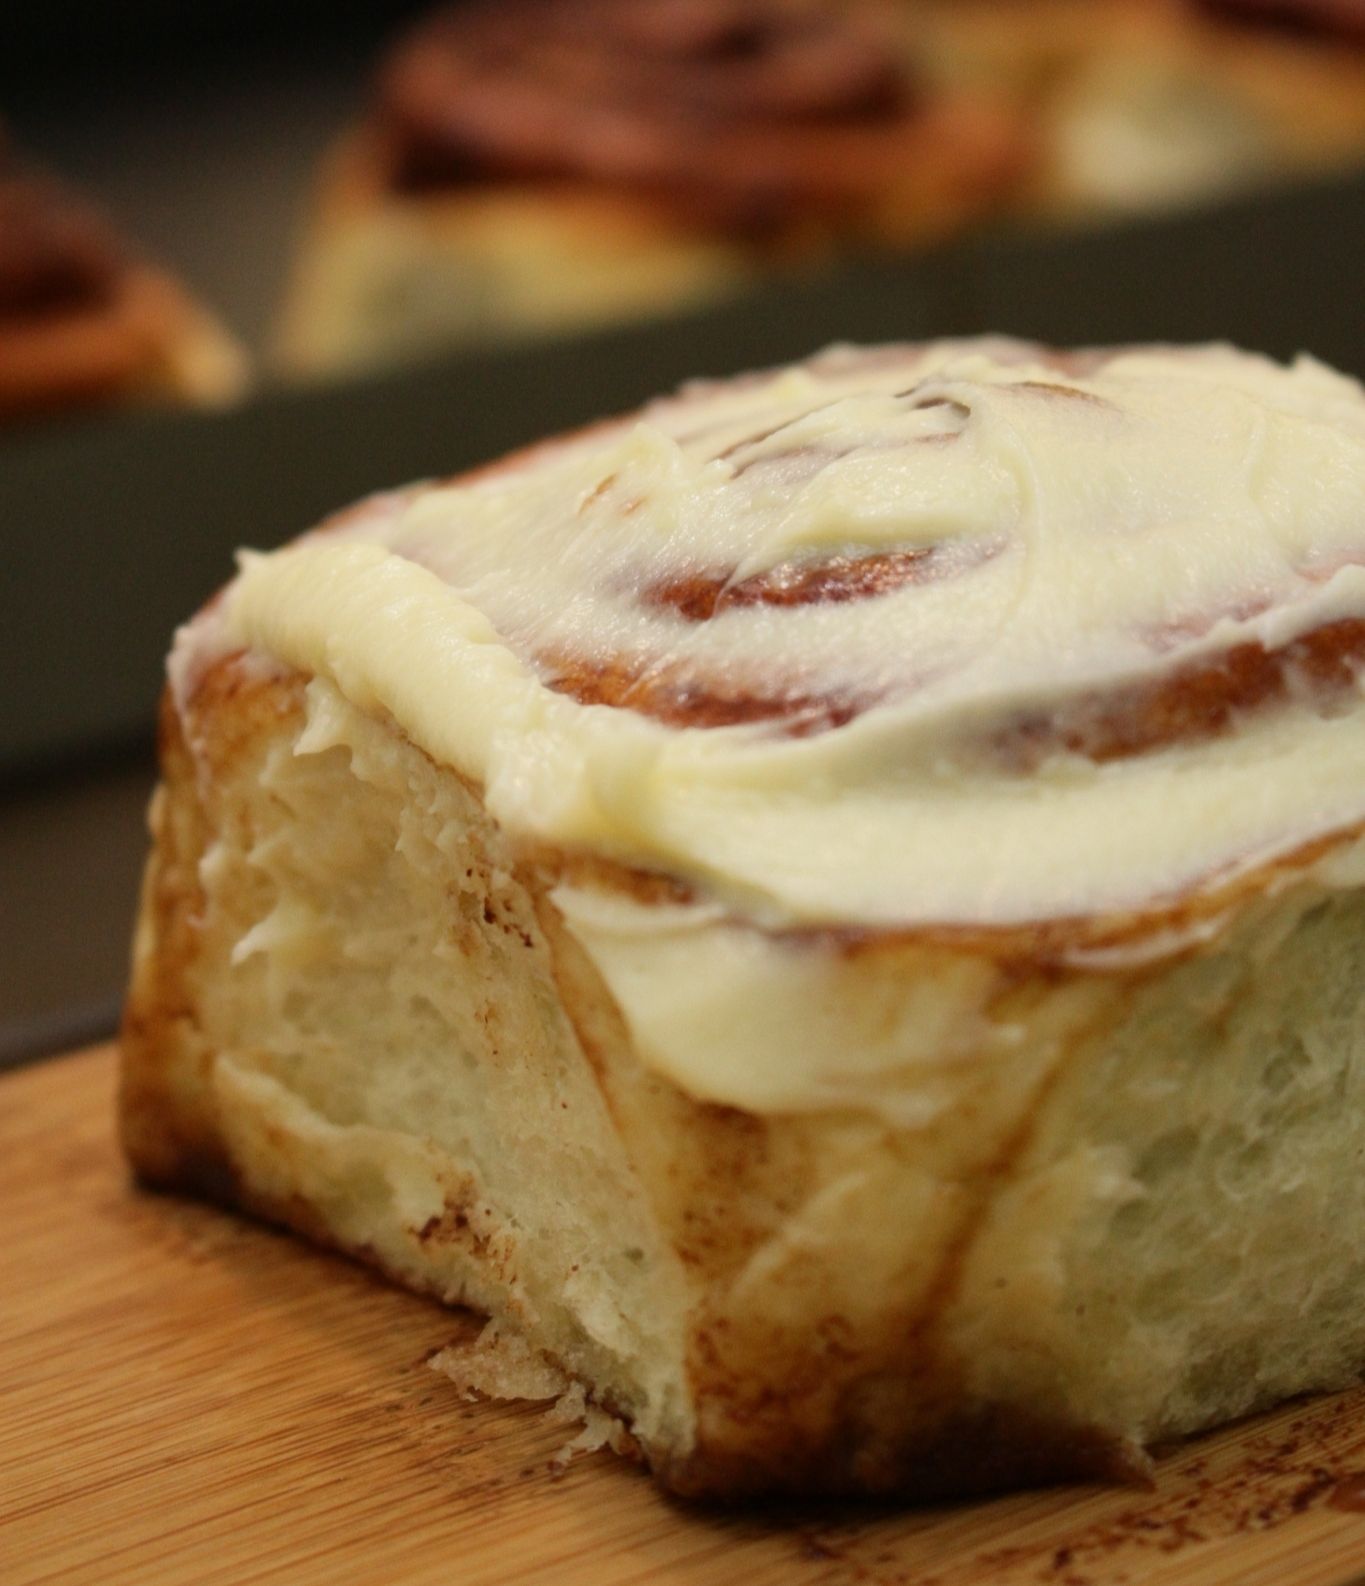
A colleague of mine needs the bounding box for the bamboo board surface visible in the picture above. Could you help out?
[6,1046,1365,1586]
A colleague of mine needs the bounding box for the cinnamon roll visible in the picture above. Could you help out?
[0,132,246,421]
[123,338,1365,1499]
[276,0,1028,374]
[927,0,1365,216]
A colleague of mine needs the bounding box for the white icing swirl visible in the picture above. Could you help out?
[214,338,1365,933]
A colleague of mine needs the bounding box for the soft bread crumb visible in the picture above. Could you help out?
[545,1383,639,1469]
[431,1319,567,1403]
[430,1320,637,1469]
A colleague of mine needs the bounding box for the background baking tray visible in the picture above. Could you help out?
[4,165,1364,780]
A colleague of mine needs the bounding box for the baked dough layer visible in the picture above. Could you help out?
[123,658,1365,1497]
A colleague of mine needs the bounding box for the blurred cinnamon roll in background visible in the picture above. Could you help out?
[927,0,1365,216]
[276,0,1030,375]
[0,128,247,423]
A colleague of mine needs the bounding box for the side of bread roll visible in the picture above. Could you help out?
[123,339,1365,1498]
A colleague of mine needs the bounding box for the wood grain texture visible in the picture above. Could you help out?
[6,1046,1365,1586]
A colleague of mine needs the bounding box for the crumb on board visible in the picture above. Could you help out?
[428,1319,637,1473]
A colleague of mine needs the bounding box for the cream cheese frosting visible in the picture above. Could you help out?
[212,338,1365,931]
[168,336,1365,1117]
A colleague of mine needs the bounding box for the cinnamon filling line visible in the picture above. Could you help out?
[993,614,1365,770]
[639,543,997,621]
[542,579,1365,761]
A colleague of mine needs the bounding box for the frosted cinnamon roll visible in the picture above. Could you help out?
[125,339,1365,1500]
[0,133,246,421]
[276,0,1028,374]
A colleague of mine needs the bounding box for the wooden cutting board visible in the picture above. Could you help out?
[7,1046,1365,1586]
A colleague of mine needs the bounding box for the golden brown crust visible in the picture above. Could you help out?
[121,669,297,1197]
[657,1408,1145,1501]
[120,688,233,1200]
